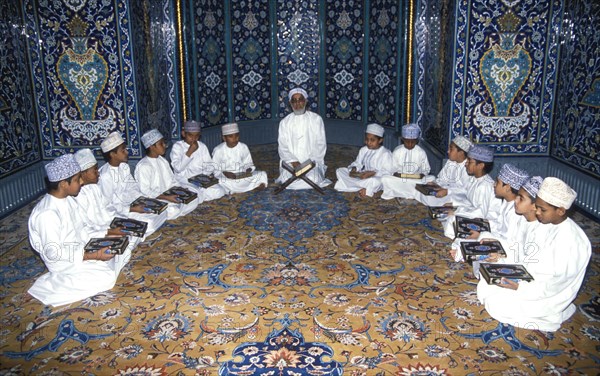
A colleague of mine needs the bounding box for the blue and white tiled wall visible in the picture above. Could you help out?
[0,0,598,181]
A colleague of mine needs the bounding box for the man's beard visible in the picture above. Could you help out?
[293,108,306,115]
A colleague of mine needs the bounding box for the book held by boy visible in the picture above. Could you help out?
[225,170,253,180]
[84,236,130,255]
[460,240,506,263]
[454,216,491,238]
[479,263,534,285]
[162,186,198,204]
[189,174,219,188]
[110,217,148,237]
[428,206,456,219]
[394,172,424,179]
[130,196,168,214]
[415,183,439,196]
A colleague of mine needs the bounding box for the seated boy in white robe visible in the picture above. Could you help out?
[334,123,393,198]
[442,145,503,239]
[450,163,530,261]
[135,129,200,220]
[170,120,226,201]
[73,149,144,246]
[415,135,472,207]
[381,123,433,200]
[212,122,268,193]
[28,154,131,307]
[98,131,167,235]
[477,177,591,332]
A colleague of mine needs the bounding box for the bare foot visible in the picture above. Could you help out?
[254,183,266,191]
[373,191,383,199]
[358,188,367,198]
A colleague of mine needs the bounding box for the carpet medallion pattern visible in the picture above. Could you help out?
[0,146,599,375]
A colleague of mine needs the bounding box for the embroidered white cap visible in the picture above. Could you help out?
[222,123,239,136]
[538,177,577,209]
[288,88,308,101]
[366,123,384,137]
[45,154,81,182]
[141,129,163,149]
[100,131,125,153]
[74,148,97,171]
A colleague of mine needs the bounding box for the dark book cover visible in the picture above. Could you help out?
[189,174,219,188]
[84,236,129,255]
[428,206,456,219]
[110,217,148,237]
[479,263,534,285]
[130,196,168,214]
[454,216,491,238]
[226,171,253,179]
[460,240,507,263]
[415,183,438,196]
[162,186,198,204]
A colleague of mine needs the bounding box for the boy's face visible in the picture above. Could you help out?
[535,197,566,224]
[110,143,129,164]
[81,164,100,185]
[403,138,418,150]
[364,133,383,149]
[514,188,535,217]
[150,139,167,156]
[494,178,510,198]
[447,143,464,162]
[223,133,240,148]
[465,157,480,176]
[63,172,83,196]
[183,131,200,145]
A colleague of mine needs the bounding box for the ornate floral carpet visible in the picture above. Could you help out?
[1,145,599,375]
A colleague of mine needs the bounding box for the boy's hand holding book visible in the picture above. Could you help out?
[159,194,182,203]
[130,203,147,214]
[83,247,115,261]
[106,227,127,237]
[498,278,519,290]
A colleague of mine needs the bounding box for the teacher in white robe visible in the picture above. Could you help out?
[275,88,332,190]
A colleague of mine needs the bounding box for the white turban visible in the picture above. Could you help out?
[538,177,577,209]
[366,123,384,137]
[74,148,97,171]
[288,88,308,101]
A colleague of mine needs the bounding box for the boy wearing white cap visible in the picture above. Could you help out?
[28,154,131,307]
[442,144,503,240]
[477,177,591,332]
[334,123,393,198]
[170,120,226,201]
[73,149,145,246]
[414,135,473,207]
[276,88,332,190]
[380,123,433,200]
[212,123,268,193]
[135,129,200,219]
[98,132,167,235]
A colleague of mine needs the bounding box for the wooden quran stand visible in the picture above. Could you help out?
[274,160,325,195]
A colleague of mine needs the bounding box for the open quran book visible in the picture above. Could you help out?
[479,263,534,285]
[84,236,129,255]
[110,217,148,238]
[394,172,424,179]
[130,197,168,214]
[282,160,315,177]
[162,186,198,204]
